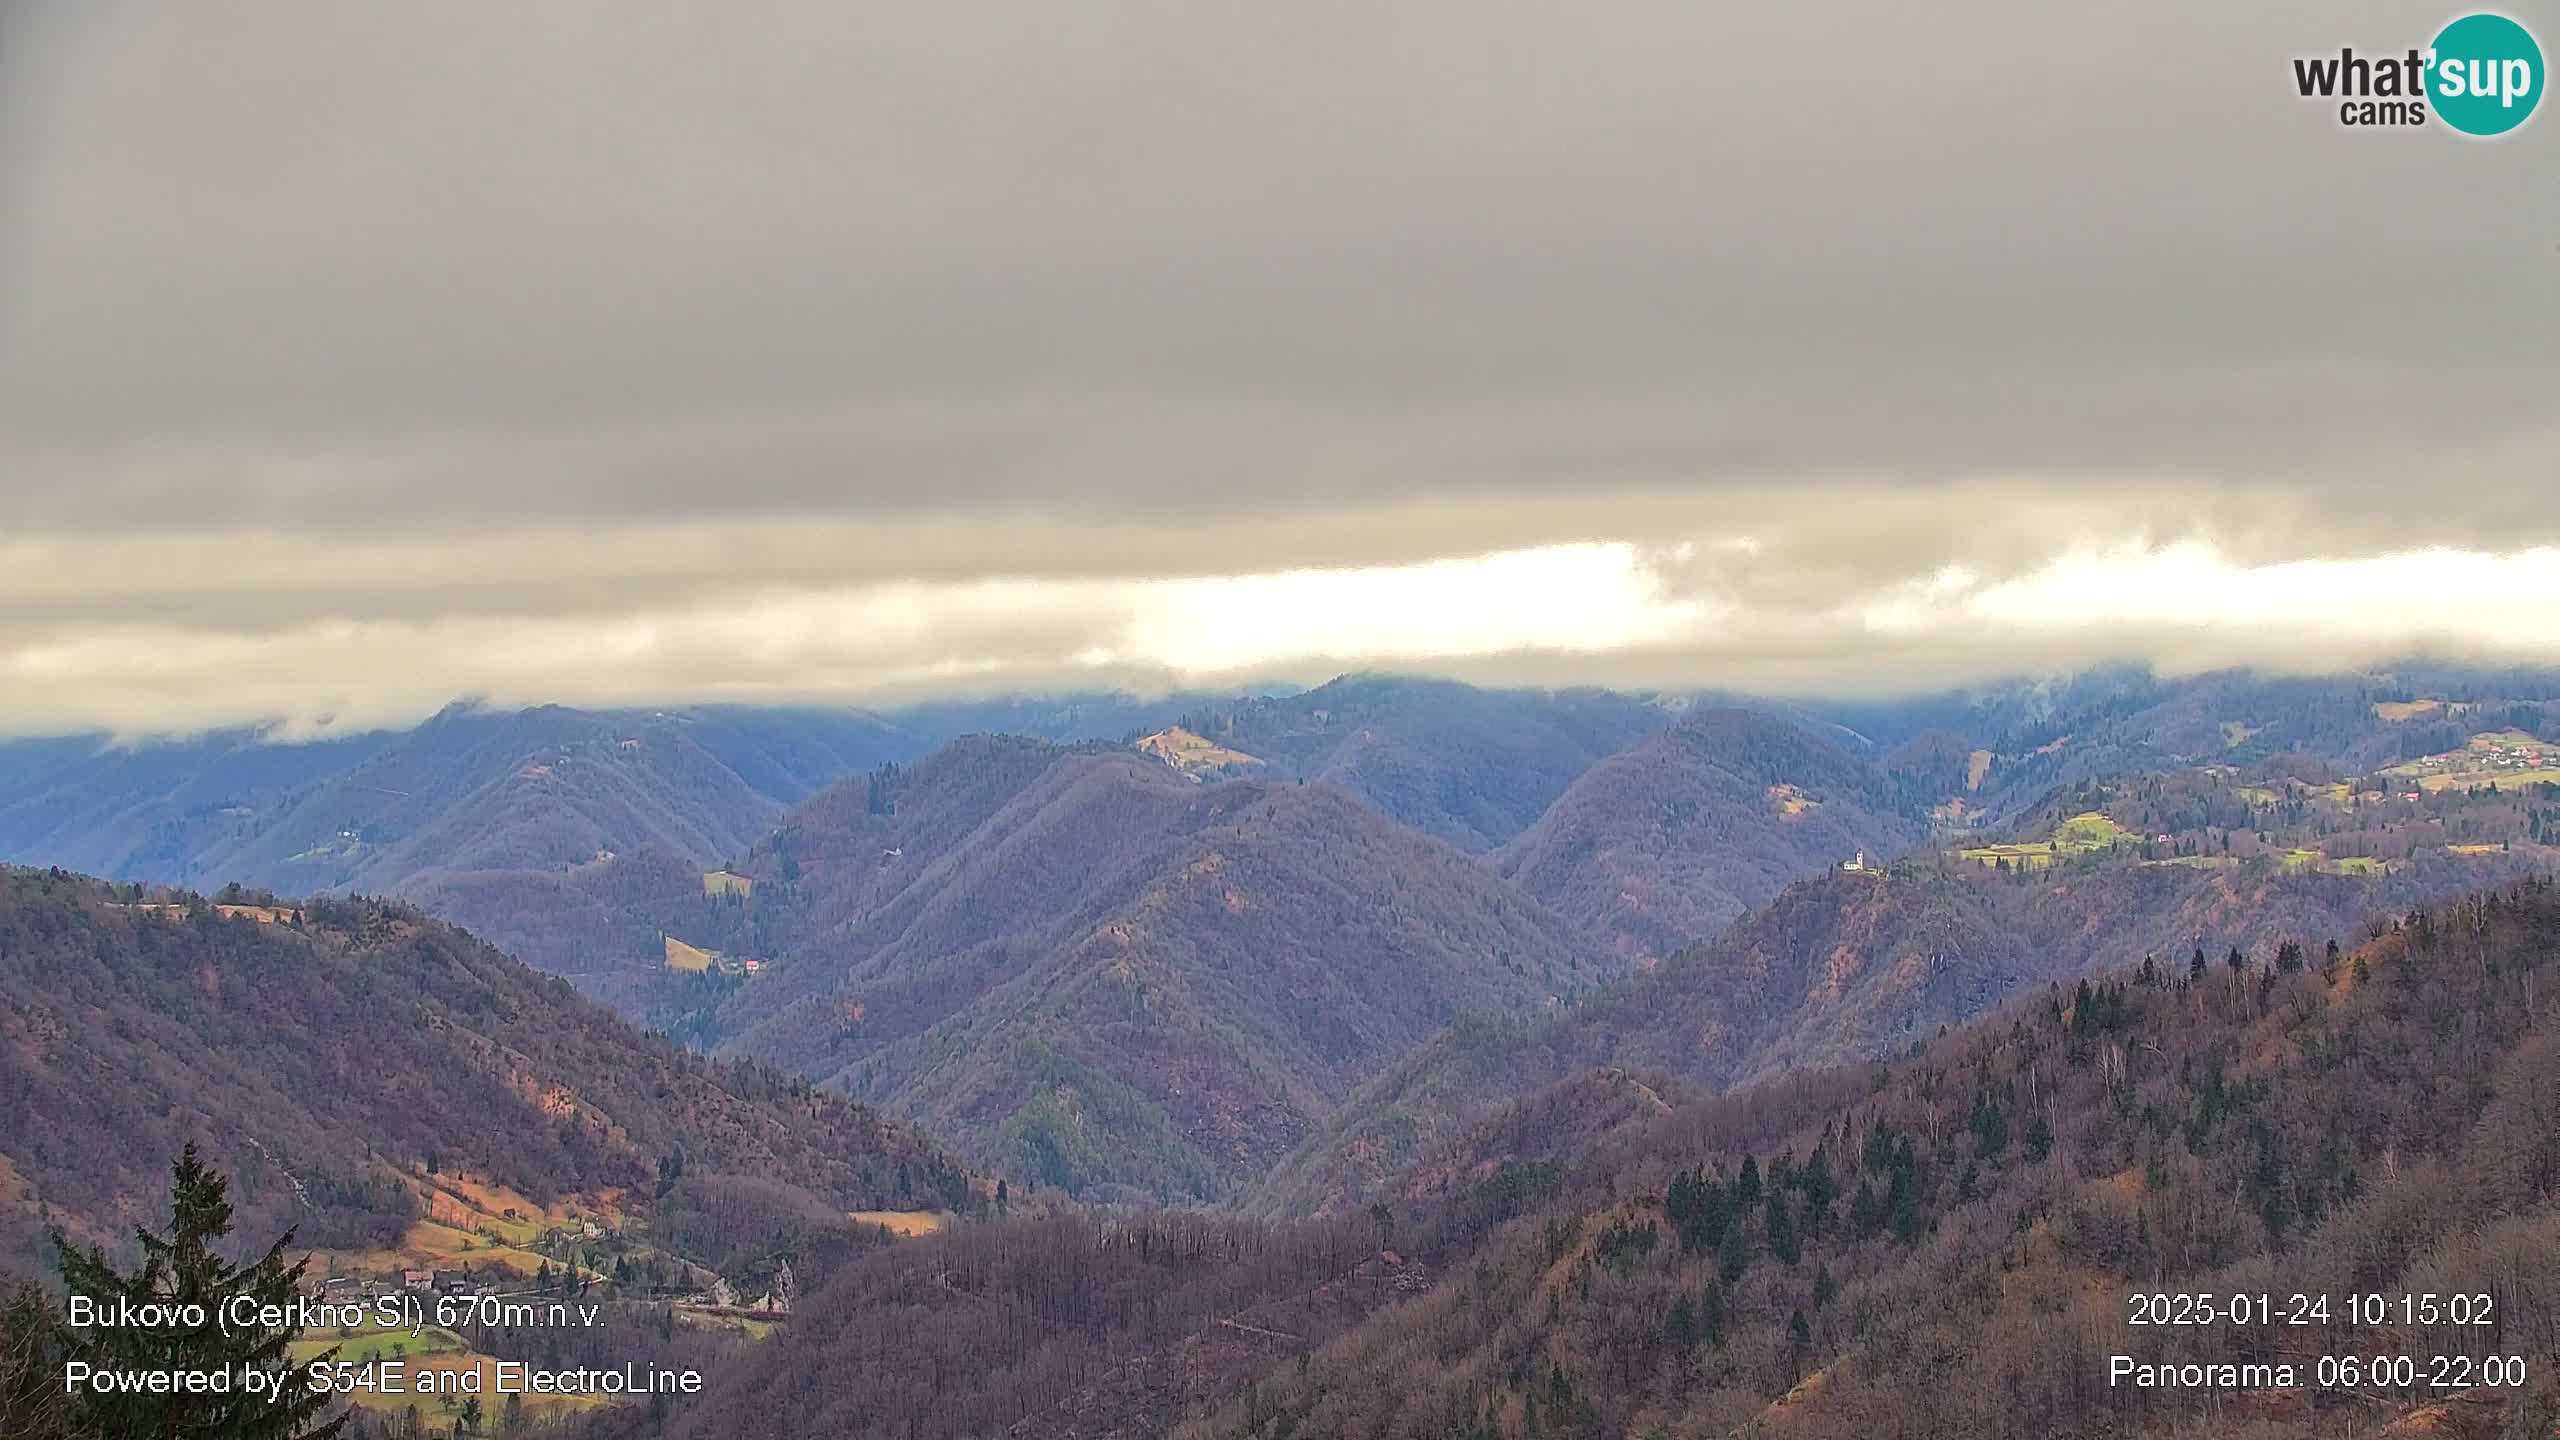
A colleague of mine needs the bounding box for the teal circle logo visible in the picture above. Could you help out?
[2429,13,2544,135]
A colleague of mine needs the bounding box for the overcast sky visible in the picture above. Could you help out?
[2,1,2555,737]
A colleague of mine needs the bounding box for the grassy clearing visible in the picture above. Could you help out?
[677,1309,778,1339]
[2416,768,2560,793]
[2373,699,2445,722]
[663,934,717,972]
[702,870,755,898]
[1960,811,2135,869]
[850,1209,947,1238]
[319,1220,552,1279]
[2054,812,2132,846]
[2278,850,2391,876]
[1134,726,1265,776]
[1958,845,2054,869]
[306,1172,620,1283]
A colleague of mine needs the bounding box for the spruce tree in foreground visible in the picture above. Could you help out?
[0,1281,74,1440]
[55,1142,345,1439]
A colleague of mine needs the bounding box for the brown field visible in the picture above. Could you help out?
[1135,726,1265,777]
[2372,699,2444,722]
[702,870,755,898]
[304,1170,623,1282]
[316,1220,551,1279]
[663,934,718,972]
[850,1210,946,1238]
[1965,749,1994,790]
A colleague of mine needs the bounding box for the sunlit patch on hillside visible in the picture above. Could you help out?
[1136,726,1266,779]
[1766,783,1817,818]
[303,1170,626,1283]
[850,1209,946,1237]
[1965,749,1994,790]
[663,934,717,971]
[1957,810,2131,869]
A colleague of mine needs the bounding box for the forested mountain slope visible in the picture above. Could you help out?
[598,877,2560,1440]
[188,706,851,895]
[0,706,902,892]
[1495,708,1934,963]
[1933,667,2560,825]
[580,736,1619,1202]
[1252,821,2541,1218]
[0,678,1644,900]
[0,697,1224,999]
[0,867,973,1275]
[1160,674,1674,852]
[0,727,399,883]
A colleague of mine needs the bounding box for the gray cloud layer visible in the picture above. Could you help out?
[1,1,2555,734]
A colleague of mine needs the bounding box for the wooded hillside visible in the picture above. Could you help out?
[598,876,2560,1440]
[619,738,1621,1202]
[0,867,972,1273]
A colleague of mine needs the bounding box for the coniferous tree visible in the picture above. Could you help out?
[1764,1190,1800,1265]
[54,1143,346,1439]
[1715,1219,1749,1284]
[1663,1294,1697,1351]
[1785,1308,1813,1380]
[0,1283,73,1440]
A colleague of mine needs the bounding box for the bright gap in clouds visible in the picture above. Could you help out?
[6,538,2558,739]
[1884,542,2560,639]
[1123,544,1710,671]
[1138,536,2560,671]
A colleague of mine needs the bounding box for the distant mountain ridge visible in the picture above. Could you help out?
[0,695,1230,994]
[566,735,1623,1202]
[1162,674,1675,852]
[1495,708,1934,963]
